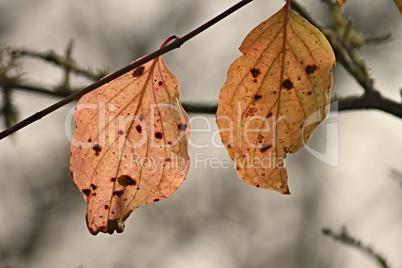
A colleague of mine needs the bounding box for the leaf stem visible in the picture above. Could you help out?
[160,35,178,49]
[0,0,253,140]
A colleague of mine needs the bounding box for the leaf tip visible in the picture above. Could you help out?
[282,185,290,195]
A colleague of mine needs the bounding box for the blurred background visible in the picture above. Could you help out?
[0,0,401,267]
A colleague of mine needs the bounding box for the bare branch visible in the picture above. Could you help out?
[322,227,391,268]
[338,92,402,117]
[8,46,108,82]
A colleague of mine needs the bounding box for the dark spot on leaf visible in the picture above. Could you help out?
[298,76,301,81]
[139,116,143,121]
[260,144,272,153]
[118,175,136,186]
[254,94,262,100]
[307,91,312,95]
[155,132,163,139]
[267,112,273,118]
[111,177,116,182]
[253,79,257,83]
[153,198,160,202]
[256,184,260,188]
[93,144,102,156]
[113,190,123,197]
[132,66,145,77]
[167,141,172,145]
[178,123,187,131]
[250,68,260,78]
[273,91,277,94]
[90,184,97,190]
[118,130,124,135]
[104,205,109,209]
[92,193,96,196]
[306,65,317,75]
[83,189,91,197]
[135,125,142,133]
[158,81,163,86]
[165,158,171,162]
[282,79,293,90]
[88,138,92,142]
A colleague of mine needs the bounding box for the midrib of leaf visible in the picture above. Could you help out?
[129,59,170,210]
[271,1,291,176]
[109,59,159,217]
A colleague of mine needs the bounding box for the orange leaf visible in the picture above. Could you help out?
[394,0,402,14]
[70,55,190,235]
[337,0,345,5]
[216,3,335,194]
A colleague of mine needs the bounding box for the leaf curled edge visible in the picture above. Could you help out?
[70,56,190,235]
[216,4,335,194]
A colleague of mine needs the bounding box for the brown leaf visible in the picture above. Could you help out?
[337,0,345,5]
[70,56,190,235]
[216,3,335,194]
[394,0,402,14]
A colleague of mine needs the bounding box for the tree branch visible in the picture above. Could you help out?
[338,92,402,117]
[8,45,108,82]
[322,227,391,268]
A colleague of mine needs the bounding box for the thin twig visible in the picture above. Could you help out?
[322,227,391,268]
[0,0,253,140]
[8,45,108,81]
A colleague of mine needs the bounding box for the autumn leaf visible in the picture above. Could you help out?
[337,0,345,6]
[70,41,190,235]
[216,2,335,194]
[394,0,402,14]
